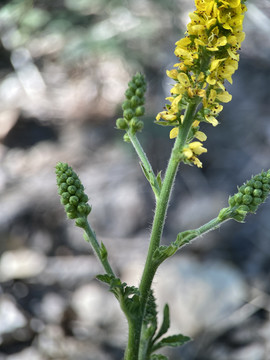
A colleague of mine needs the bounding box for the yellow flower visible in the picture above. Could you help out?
[166,69,178,80]
[170,127,179,139]
[189,141,207,155]
[205,115,219,127]
[183,142,207,168]
[156,0,246,168]
[195,131,207,141]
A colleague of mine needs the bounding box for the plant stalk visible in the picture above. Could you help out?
[83,221,115,277]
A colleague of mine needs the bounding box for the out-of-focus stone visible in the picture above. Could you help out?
[38,256,100,287]
[37,324,112,360]
[40,292,67,324]
[0,295,27,336]
[6,348,45,360]
[151,256,247,336]
[232,343,265,360]
[0,249,46,281]
[0,110,18,140]
[71,282,127,346]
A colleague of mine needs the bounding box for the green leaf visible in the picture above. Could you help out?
[153,244,177,265]
[152,334,191,351]
[150,354,168,360]
[100,241,108,261]
[96,274,123,298]
[96,273,114,285]
[175,229,199,248]
[140,162,150,181]
[156,171,162,189]
[154,120,178,127]
[153,304,170,342]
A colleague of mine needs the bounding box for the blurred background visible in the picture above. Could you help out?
[0,0,270,359]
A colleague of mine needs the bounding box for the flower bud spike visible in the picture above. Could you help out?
[55,162,92,223]
[219,170,270,222]
[116,73,146,135]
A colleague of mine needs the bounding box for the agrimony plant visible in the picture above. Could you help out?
[56,1,270,359]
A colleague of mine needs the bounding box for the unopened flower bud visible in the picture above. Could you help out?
[116,118,128,130]
[56,162,92,223]
[225,170,270,222]
[116,73,146,135]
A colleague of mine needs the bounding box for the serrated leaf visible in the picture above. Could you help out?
[153,304,170,342]
[96,274,123,298]
[152,334,191,351]
[175,229,199,248]
[150,354,168,360]
[153,244,177,265]
[124,285,140,298]
[96,273,114,285]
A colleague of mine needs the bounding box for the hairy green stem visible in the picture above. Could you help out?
[124,318,143,360]
[175,216,230,249]
[83,221,115,277]
[128,131,161,199]
[124,100,199,360]
[139,100,199,305]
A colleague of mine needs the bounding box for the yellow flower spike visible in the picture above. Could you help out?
[156,0,246,141]
[170,127,179,139]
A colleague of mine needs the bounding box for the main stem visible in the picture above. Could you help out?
[122,101,199,360]
[139,100,199,305]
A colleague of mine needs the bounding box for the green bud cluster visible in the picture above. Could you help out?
[116,73,146,136]
[56,162,91,222]
[223,170,270,222]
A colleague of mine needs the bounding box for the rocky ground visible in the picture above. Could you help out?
[1,1,270,359]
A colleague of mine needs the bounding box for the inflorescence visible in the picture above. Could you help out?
[56,162,91,221]
[156,0,247,167]
[116,73,146,140]
[219,170,270,222]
